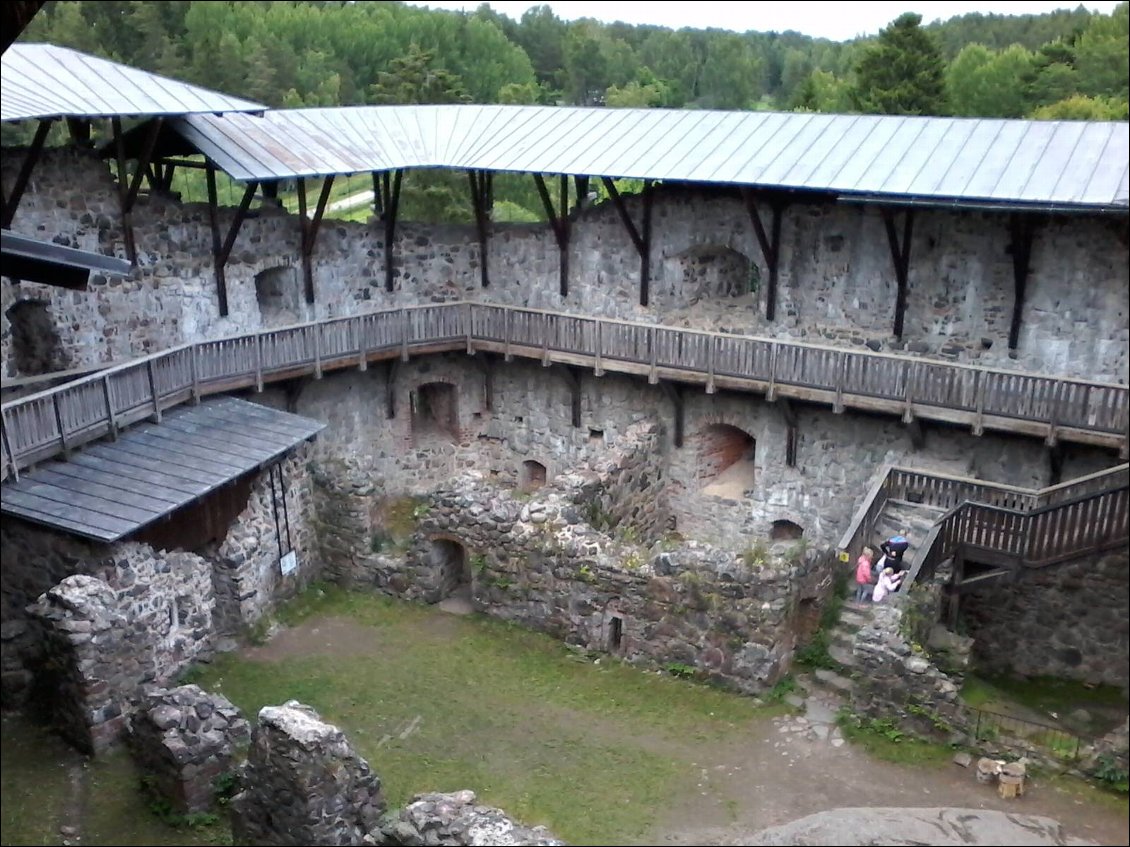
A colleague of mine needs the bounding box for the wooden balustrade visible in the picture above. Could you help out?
[3,302,1128,482]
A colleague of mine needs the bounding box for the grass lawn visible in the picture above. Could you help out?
[184,584,774,845]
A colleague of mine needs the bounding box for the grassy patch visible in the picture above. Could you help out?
[960,673,1128,735]
[836,711,954,768]
[192,589,765,844]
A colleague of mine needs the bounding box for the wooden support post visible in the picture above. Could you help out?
[358,316,369,371]
[972,369,985,436]
[741,189,785,321]
[881,207,914,340]
[52,393,70,457]
[903,360,916,424]
[255,333,264,391]
[110,117,139,263]
[190,345,201,404]
[146,358,162,422]
[1045,378,1062,447]
[503,309,513,362]
[313,325,323,379]
[541,313,551,366]
[1008,213,1036,351]
[2,118,53,229]
[594,319,604,376]
[102,374,119,439]
[382,170,402,292]
[385,360,399,419]
[468,170,491,288]
[648,326,658,384]
[299,175,335,305]
[399,308,409,361]
[660,382,684,448]
[767,343,778,402]
[779,397,798,467]
[706,336,716,394]
[600,177,651,307]
[1047,441,1065,486]
[534,174,571,297]
[66,117,92,149]
[480,354,495,412]
[465,303,475,355]
[556,365,582,429]
[906,417,925,449]
[206,169,258,317]
[834,351,848,413]
[124,118,163,215]
[0,411,18,482]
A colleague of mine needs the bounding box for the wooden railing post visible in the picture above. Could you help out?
[400,309,410,362]
[52,393,70,455]
[594,320,604,376]
[767,343,778,401]
[146,359,162,422]
[190,345,201,404]
[255,333,265,391]
[2,410,20,481]
[648,326,658,384]
[313,325,323,379]
[465,303,475,356]
[972,369,985,436]
[541,312,551,367]
[834,351,848,413]
[358,316,369,371]
[503,309,513,362]
[101,374,119,439]
[903,360,916,423]
[706,335,716,394]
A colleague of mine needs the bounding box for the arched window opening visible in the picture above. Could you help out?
[697,424,756,497]
[6,300,68,376]
[411,382,459,442]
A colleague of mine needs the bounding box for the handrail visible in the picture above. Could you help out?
[3,301,1128,481]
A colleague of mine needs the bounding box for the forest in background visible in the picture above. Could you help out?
[10,1,1130,223]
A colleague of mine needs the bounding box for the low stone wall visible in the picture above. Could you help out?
[958,548,1130,690]
[370,791,565,846]
[231,701,387,846]
[131,685,250,815]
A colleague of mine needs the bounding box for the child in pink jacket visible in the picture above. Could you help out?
[854,547,874,603]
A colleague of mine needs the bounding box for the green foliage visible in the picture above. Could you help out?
[850,13,949,115]
[793,630,835,670]
[836,709,955,766]
[741,540,770,568]
[241,615,276,647]
[470,554,489,574]
[665,662,697,679]
[1029,94,1129,120]
[763,674,799,703]
[140,776,221,829]
[1093,754,1130,794]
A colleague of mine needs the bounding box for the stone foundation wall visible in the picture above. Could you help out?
[130,685,250,815]
[396,470,836,695]
[3,149,1127,383]
[231,701,387,846]
[959,548,1130,689]
[212,445,320,632]
[373,791,565,846]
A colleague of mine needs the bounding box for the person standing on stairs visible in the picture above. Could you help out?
[879,532,910,575]
[873,567,904,603]
[854,547,875,604]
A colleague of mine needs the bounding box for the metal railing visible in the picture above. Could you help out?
[965,704,1088,762]
[3,301,1129,481]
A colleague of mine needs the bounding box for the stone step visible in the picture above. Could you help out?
[813,667,855,694]
[838,606,873,630]
[828,643,856,668]
[829,627,856,651]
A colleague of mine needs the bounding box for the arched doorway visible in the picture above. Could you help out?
[411,382,459,442]
[770,520,804,541]
[430,538,471,600]
[254,265,302,327]
[697,424,756,498]
[520,459,547,492]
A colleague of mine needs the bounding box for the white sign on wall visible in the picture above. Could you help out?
[280,551,298,576]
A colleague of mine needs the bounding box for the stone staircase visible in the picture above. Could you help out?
[796,602,873,707]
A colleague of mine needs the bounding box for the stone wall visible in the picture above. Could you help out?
[959,547,1130,689]
[3,149,1127,383]
[231,701,387,846]
[372,790,565,846]
[212,445,320,632]
[130,684,250,815]
[273,357,1115,555]
[391,470,835,695]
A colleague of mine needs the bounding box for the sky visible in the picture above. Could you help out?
[400,1,1122,41]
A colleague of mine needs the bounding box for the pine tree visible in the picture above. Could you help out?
[850,13,948,115]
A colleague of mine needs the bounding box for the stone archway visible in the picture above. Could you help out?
[430,537,471,600]
[6,299,68,376]
[770,520,804,541]
[411,382,459,442]
[697,424,756,498]
[520,459,547,492]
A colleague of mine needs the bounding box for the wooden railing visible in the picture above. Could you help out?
[3,301,1129,481]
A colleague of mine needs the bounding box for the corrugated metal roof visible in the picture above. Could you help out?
[173,106,1129,210]
[1,43,264,122]
[0,397,323,542]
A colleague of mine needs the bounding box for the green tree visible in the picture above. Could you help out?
[369,44,472,105]
[1030,94,1128,120]
[698,33,762,110]
[1073,2,1129,101]
[947,43,1035,118]
[850,13,948,115]
[791,69,852,112]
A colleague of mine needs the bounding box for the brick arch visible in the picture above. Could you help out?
[695,423,756,496]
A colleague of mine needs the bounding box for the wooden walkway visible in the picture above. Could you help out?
[3,302,1128,480]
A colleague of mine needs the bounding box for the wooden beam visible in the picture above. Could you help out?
[881,207,914,339]
[1008,213,1036,351]
[299,175,334,304]
[533,174,570,297]
[205,165,228,317]
[741,189,785,322]
[385,360,399,419]
[601,176,653,305]
[659,381,684,448]
[66,117,92,148]
[207,173,259,318]
[468,170,490,288]
[777,396,798,467]
[382,170,402,293]
[124,117,163,216]
[2,118,52,229]
[110,117,138,263]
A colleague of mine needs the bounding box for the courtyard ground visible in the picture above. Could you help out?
[1,586,1126,846]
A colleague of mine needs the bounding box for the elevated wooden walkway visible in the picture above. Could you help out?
[3,302,1128,480]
